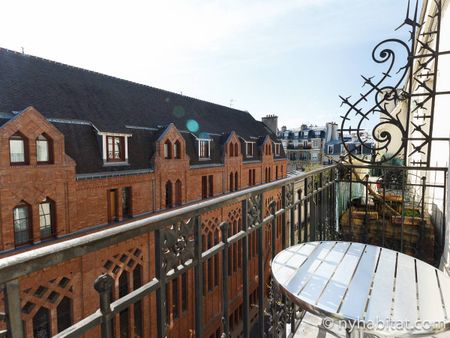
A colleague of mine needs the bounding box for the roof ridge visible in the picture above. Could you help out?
[0,47,252,116]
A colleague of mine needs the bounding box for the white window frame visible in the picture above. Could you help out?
[99,132,132,164]
[274,143,281,156]
[198,139,211,159]
[246,142,255,157]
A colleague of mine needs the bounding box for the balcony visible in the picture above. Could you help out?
[0,162,447,338]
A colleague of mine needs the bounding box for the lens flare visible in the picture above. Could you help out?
[186,119,199,132]
[173,105,185,118]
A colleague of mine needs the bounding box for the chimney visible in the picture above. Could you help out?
[331,123,338,141]
[261,114,278,134]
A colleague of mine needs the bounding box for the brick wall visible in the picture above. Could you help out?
[0,107,288,338]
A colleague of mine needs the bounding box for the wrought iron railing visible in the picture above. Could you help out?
[0,165,338,338]
[0,161,447,338]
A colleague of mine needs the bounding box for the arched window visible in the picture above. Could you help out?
[229,172,234,192]
[37,134,53,163]
[234,172,238,191]
[175,180,182,207]
[165,181,173,208]
[33,307,51,338]
[173,140,181,159]
[13,202,31,246]
[57,297,72,333]
[164,140,172,159]
[229,143,234,157]
[119,271,129,338]
[39,198,55,239]
[9,132,28,164]
[234,143,238,156]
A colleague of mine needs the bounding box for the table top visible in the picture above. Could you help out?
[271,241,450,336]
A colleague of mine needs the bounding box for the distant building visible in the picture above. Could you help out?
[279,122,375,172]
[278,124,326,172]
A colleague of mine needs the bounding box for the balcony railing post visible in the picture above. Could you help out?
[241,200,250,338]
[281,185,287,250]
[362,174,369,243]
[220,222,230,337]
[319,172,324,240]
[297,189,303,244]
[94,274,114,338]
[155,228,167,338]
[333,168,338,237]
[256,194,265,337]
[348,167,353,241]
[4,279,24,338]
[270,200,276,259]
[194,215,203,338]
[303,178,309,241]
[310,176,316,241]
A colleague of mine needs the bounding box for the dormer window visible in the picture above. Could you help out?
[234,143,238,156]
[37,134,53,164]
[275,143,281,156]
[107,136,125,161]
[246,142,255,157]
[198,139,210,159]
[10,133,28,165]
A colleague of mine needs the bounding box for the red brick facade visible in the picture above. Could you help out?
[0,107,287,338]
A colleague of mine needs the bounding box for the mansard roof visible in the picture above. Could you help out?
[0,48,284,174]
[0,48,271,138]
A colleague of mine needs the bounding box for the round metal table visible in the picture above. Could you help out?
[271,241,450,337]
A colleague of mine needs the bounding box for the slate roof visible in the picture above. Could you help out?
[0,48,285,174]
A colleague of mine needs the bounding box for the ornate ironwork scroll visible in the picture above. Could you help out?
[266,279,292,337]
[162,218,195,272]
[339,0,448,167]
[247,194,262,228]
[284,182,295,209]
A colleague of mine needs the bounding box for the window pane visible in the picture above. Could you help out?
[10,139,25,162]
[57,297,72,333]
[164,143,169,158]
[39,202,53,238]
[37,139,49,162]
[14,206,28,220]
[114,137,121,159]
[40,202,50,215]
[107,137,114,159]
[33,307,51,338]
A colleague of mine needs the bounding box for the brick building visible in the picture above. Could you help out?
[0,48,287,338]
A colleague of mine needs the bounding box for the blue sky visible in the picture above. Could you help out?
[1,0,410,128]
